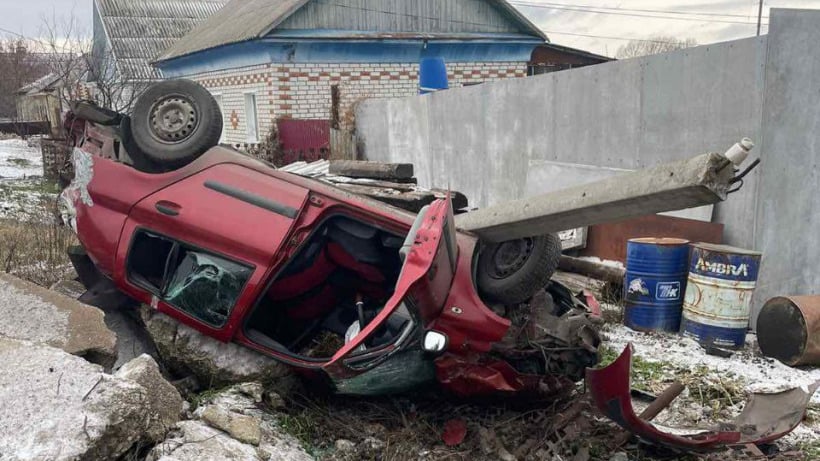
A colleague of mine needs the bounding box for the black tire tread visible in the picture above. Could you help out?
[130,79,223,168]
[477,233,562,305]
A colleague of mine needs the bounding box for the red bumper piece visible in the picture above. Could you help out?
[586,344,819,451]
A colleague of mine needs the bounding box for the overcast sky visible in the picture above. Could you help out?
[1,0,819,57]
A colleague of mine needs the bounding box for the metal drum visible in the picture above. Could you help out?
[757,296,820,366]
[624,238,690,332]
[681,243,762,349]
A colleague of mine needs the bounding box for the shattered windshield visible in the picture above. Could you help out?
[164,250,253,328]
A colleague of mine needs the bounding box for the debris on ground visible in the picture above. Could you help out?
[149,383,312,461]
[280,159,469,212]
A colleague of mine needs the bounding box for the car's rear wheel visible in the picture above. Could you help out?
[476,233,562,305]
[131,79,223,168]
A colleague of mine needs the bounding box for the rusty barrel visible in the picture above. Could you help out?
[624,238,690,332]
[757,296,820,366]
[681,243,762,349]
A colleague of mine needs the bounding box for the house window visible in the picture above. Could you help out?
[212,93,225,143]
[244,93,259,143]
[127,230,253,328]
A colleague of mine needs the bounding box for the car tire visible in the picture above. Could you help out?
[477,233,562,305]
[130,79,223,168]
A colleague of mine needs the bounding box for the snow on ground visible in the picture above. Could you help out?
[0,138,56,220]
[601,320,820,404]
[599,308,820,447]
[0,138,42,179]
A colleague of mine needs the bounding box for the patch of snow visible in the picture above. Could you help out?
[602,324,820,404]
[0,138,42,180]
[0,277,69,345]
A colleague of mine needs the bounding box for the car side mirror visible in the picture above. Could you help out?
[422,331,448,354]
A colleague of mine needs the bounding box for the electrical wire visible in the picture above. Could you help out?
[539,30,683,44]
[509,1,768,26]
[510,1,769,20]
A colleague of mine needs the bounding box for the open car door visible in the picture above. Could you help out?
[323,196,458,381]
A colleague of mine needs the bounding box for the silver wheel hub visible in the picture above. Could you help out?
[150,96,198,143]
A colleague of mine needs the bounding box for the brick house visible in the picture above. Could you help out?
[153,0,549,151]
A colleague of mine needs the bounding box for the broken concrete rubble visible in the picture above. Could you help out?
[0,337,179,460]
[115,353,184,442]
[140,306,294,389]
[0,273,117,369]
[149,384,312,461]
[456,152,738,242]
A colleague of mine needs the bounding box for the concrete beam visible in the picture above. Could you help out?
[456,152,736,242]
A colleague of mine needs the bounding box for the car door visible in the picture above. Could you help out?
[323,196,458,380]
[115,163,310,341]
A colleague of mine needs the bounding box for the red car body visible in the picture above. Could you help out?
[62,116,580,396]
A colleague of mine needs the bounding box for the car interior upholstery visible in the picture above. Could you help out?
[245,216,412,358]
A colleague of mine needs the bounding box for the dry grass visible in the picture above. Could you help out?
[0,197,76,287]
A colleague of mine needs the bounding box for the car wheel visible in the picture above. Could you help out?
[131,79,222,168]
[476,233,562,305]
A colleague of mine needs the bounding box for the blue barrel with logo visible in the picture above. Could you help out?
[419,57,449,94]
[624,238,690,332]
[681,243,762,349]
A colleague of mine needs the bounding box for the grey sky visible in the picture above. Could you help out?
[1,0,819,56]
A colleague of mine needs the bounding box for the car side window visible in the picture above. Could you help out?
[128,230,253,328]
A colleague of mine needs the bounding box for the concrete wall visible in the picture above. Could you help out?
[752,9,820,321]
[357,35,768,249]
[356,8,820,324]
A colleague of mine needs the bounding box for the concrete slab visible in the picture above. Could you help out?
[0,273,117,368]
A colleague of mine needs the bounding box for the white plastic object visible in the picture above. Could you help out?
[724,138,755,166]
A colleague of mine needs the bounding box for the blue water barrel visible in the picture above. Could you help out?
[419,57,449,94]
[624,238,690,332]
[681,243,762,349]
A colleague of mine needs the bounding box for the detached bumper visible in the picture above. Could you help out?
[587,345,819,451]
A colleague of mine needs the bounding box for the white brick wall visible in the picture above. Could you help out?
[191,61,527,146]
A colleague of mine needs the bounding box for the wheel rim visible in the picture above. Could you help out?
[488,238,534,279]
[148,95,199,144]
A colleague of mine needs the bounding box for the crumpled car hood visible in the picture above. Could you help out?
[587,344,819,451]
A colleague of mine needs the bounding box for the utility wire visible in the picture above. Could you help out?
[539,30,684,44]
[510,1,769,20]
[509,1,768,26]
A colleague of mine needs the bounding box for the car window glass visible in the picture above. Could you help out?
[164,248,253,328]
[128,232,174,293]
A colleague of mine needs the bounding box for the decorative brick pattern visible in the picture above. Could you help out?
[188,61,527,146]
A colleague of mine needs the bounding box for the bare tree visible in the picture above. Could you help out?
[0,38,50,119]
[39,10,148,114]
[616,36,698,59]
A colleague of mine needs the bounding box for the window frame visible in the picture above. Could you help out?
[244,92,259,143]
[126,228,256,329]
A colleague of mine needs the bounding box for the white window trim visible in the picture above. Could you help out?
[243,92,259,144]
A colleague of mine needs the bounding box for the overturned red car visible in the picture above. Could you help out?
[61,79,600,396]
